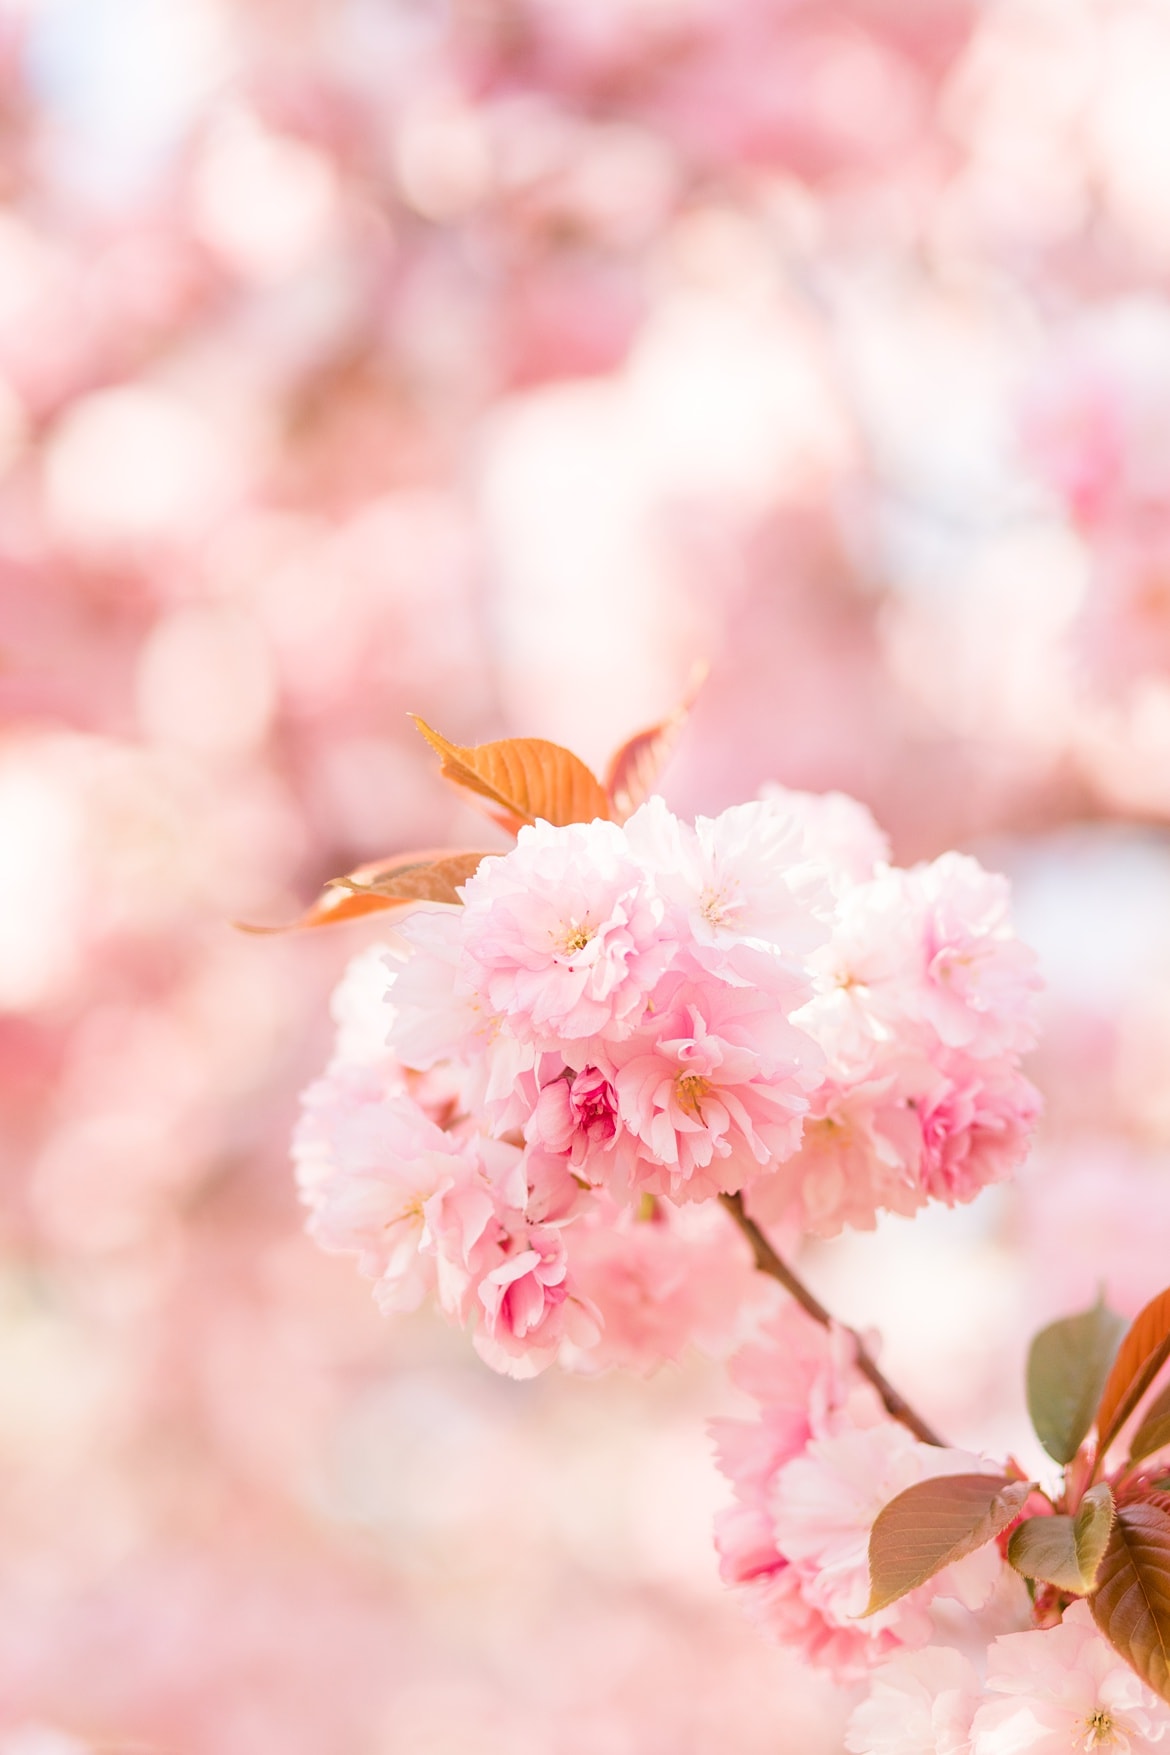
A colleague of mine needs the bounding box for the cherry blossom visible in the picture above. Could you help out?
[715,1315,1010,1682]
[624,794,830,983]
[294,1079,490,1315]
[846,1647,983,1755]
[459,818,674,1043]
[605,965,820,1203]
[297,789,1039,1370]
[970,1605,1170,1755]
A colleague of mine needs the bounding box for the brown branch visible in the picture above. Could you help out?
[720,1191,947,1449]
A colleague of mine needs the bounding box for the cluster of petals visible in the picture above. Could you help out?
[752,847,1043,1238]
[295,943,761,1375]
[296,788,1040,1372]
[712,1306,1011,1682]
[847,1603,1170,1755]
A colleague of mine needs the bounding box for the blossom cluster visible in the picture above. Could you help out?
[296,787,1040,1376]
[712,1303,1022,1681]
[715,1302,1170,1752]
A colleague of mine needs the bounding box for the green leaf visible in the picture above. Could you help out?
[1130,1382,1170,1469]
[1092,1496,1170,1704]
[1026,1298,1127,1464]
[865,1474,1033,1616]
[1077,1483,1120,1587]
[1097,1288,1170,1461]
[1007,1485,1115,1595]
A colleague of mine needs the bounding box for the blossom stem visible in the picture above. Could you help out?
[719,1192,947,1448]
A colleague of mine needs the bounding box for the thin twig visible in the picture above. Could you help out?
[720,1191,947,1448]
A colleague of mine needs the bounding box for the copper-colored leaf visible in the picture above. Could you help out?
[1096,1288,1170,1461]
[865,1474,1033,1616]
[411,716,611,833]
[1007,1486,1115,1595]
[1130,1383,1170,1469]
[237,849,492,933]
[1092,1496,1170,1703]
[603,668,705,822]
[345,849,492,902]
[1026,1297,1127,1465]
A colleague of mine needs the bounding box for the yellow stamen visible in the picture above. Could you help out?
[555,918,593,954]
[1083,1710,1117,1750]
[387,1194,426,1231]
[675,1073,712,1118]
[700,884,733,927]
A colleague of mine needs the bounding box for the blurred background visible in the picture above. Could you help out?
[7,0,1170,1747]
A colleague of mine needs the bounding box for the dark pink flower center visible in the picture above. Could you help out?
[569,1067,618,1142]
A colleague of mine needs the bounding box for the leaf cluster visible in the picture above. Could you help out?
[865,1287,1170,1702]
[241,699,693,933]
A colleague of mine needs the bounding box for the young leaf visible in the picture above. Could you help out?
[1007,1485,1115,1595]
[237,850,492,933]
[1096,1288,1170,1461]
[341,849,491,902]
[1129,1382,1170,1469]
[411,717,611,833]
[1078,1483,1120,1585]
[1026,1297,1127,1464]
[865,1474,1033,1616]
[1091,1496,1170,1704]
[603,668,704,821]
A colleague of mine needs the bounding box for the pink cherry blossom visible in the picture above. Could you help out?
[325,942,399,1069]
[744,1070,921,1237]
[459,818,674,1044]
[908,855,1042,1060]
[624,794,830,984]
[914,1055,1041,1207]
[294,1079,488,1314]
[606,967,820,1202]
[846,1647,983,1755]
[714,1309,1008,1683]
[745,1048,1040,1239]
[770,1427,1003,1636]
[970,1603,1170,1755]
[297,784,1041,1401]
[422,1143,508,1324]
[802,868,927,1068]
[472,1220,602,1379]
[758,783,892,892]
[724,1303,884,1441]
[561,1190,762,1373]
[525,1062,624,1175]
[801,854,1041,1074]
[386,905,498,1070]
